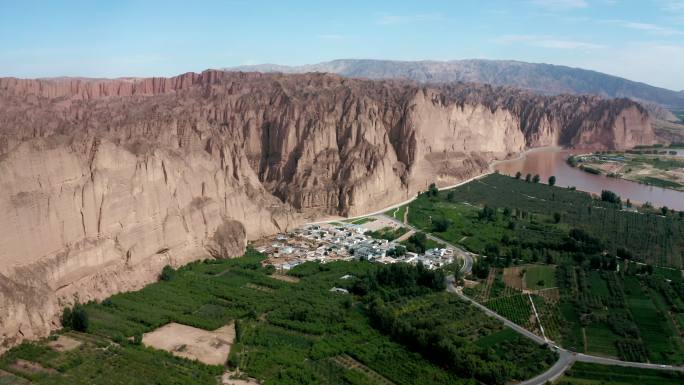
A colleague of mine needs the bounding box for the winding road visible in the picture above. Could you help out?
[447,279,684,384]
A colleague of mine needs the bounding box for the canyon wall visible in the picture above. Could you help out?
[0,70,653,350]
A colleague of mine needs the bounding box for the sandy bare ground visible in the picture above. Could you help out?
[48,335,82,352]
[221,371,261,385]
[142,322,235,365]
[361,215,402,232]
[269,274,299,283]
[502,266,525,290]
[9,359,56,375]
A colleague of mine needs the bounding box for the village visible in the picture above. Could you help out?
[252,215,457,272]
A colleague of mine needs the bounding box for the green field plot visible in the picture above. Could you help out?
[558,302,584,352]
[366,226,408,241]
[584,324,620,357]
[557,362,684,385]
[373,293,557,384]
[525,265,557,290]
[485,294,534,330]
[624,276,684,364]
[586,270,611,296]
[653,266,684,282]
[638,176,683,189]
[344,217,377,225]
[384,206,407,222]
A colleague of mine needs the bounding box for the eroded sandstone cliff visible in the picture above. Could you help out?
[0,70,653,350]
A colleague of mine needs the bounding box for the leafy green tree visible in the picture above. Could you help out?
[553,212,561,223]
[446,190,456,202]
[61,307,73,328]
[62,303,89,332]
[600,190,621,205]
[525,173,532,182]
[515,171,522,179]
[479,205,497,221]
[405,232,429,253]
[160,265,176,281]
[548,175,556,186]
[72,304,89,332]
[432,216,450,232]
[532,174,540,183]
[428,183,439,197]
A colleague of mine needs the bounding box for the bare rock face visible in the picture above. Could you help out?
[0,70,653,350]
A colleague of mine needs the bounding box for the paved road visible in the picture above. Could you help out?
[380,213,474,275]
[574,353,684,371]
[446,279,684,384]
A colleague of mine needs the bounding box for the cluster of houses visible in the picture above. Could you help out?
[253,221,455,271]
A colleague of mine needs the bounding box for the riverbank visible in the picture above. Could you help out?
[571,151,684,193]
[314,144,684,226]
[494,147,684,211]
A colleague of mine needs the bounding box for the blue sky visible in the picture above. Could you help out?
[1,0,683,90]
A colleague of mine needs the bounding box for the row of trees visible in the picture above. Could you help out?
[514,172,556,186]
[61,303,89,332]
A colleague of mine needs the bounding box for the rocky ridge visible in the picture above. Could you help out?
[228,59,684,108]
[0,70,653,350]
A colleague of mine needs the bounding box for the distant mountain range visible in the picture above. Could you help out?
[227,59,684,109]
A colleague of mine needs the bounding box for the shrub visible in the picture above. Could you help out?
[160,265,176,281]
[62,303,89,332]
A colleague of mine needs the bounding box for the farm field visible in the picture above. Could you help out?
[524,265,557,290]
[0,249,555,385]
[465,242,684,364]
[403,173,684,268]
[425,174,684,363]
[557,362,684,385]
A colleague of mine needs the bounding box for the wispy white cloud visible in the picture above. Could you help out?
[376,13,443,25]
[604,19,684,36]
[530,0,588,10]
[496,34,603,49]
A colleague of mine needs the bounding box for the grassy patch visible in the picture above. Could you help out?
[384,206,407,222]
[366,227,408,241]
[343,217,376,225]
[584,324,620,357]
[638,176,683,189]
[524,265,557,290]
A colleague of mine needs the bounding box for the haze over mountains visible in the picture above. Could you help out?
[227,59,684,110]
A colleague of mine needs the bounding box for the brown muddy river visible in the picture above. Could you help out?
[494,147,684,211]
